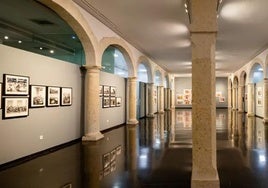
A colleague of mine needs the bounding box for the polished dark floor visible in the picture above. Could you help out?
[0,109,268,188]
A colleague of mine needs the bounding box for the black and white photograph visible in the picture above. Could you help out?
[30,85,46,108]
[110,86,116,97]
[110,161,116,172]
[3,97,29,119]
[103,152,111,168]
[110,97,116,107]
[99,85,103,97]
[116,97,122,107]
[116,145,122,155]
[4,74,29,95]
[103,85,110,97]
[103,97,110,108]
[61,87,72,106]
[47,86,60,107]
[61,183,72,188]
[103,166,110,176]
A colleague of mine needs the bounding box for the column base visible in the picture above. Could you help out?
[247,113,255,117]
[147,113,155,118]
[159,111,165,114]
[232,108,237,111]
[82,132,104,141]
[127,119,139,125]
[166,108,171,111]
[238,110,244,113]
[191,173,219,188]
[171,106,175,109]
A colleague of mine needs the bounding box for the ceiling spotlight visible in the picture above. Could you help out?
[4,36,9,40]
[39,47,43,50]
[50,50,54,54]
[72,35,76,39]
[18,40,22,44]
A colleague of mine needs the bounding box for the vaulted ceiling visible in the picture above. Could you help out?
[1,0,268,76]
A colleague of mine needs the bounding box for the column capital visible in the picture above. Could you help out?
[128,77,137,82]
[84,65,102,73]
[148,82,154,86]
[264,78,268,82]
[248,82,254,86]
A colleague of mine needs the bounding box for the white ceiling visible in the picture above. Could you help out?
[74,0,268,76]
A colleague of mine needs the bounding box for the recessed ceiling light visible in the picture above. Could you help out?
[72,35,76,39]
[4,36,8,40]
[50,50,54,54]
[18,40,22,44]
[39,47,43,50]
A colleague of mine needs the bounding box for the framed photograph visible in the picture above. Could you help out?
[103,85,110,97]
[103,166,111,176]
[216,91,222,98]
[110,149,116,162]
[4,74,29,95]
[61,87,72,106]
[116,97,122,107]
[61,183,72,188]
[30,85,46,108]
[47,86,60,107]
[99,85,103,97]
[257,98,262,106]
[0,83,2,109]
[219,97,225,103]
[110,97,116,107]
[103,152,111,168]
[183,89,192,95]
[3,97,29,119]
[103,97,110,108]
[257,87,262,96]
[110,86,116,97]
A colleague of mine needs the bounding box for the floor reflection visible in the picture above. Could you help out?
[1,109,268,187]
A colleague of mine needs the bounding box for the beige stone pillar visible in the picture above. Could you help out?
[263,78,268,123]
[147,83,155,118]
[159,86,164,113]
[170,109,176,143]
[171,89,175,109]
[190,1,219,186]
[232,86,237,110]
[160,113,165,140]
[238,85,244,113]
[228,84,232,109]
[127,77,139,124]
[164,88,168,110]
[167,88,171,110]
[82,66,104,141]
[247,83,255,117]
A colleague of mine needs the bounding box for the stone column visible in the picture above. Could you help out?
[147,83,155,118]
[247,83,255,117]
[127,77,139,124]
[82,66,104,141]
[167,88,171,110]
[263,78,268,123]
[228,82,232,109]
[232,86,237,110]
[190,1,219,187]
[238,85,244,113]
[160,113,165,140]
[159,86,164,113]
[171,89,175,109]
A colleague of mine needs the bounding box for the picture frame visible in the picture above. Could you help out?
[103,85,110,97]
[61,183,72,188]
[219,97,225,103]
[216,91,222,98]
[103,152,111,168]
[61,87,72,106]
[103,97,110,108]
[99,85,103,97]
[30,85,46,108]
[110,86,116,97]
[3,97,29,119]
[116,145,122,155]
[4,74,29,95]
[110,97,116,107]
[47,86,60,107]
[257,98,263,106]
[103,166,111,176]
[110,161,116,172]
[257,87,262,96]
[0,83,2,109]
[110,149,116,162]
[116,97,122,107]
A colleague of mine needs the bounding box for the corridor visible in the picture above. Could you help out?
[0,109,267,188]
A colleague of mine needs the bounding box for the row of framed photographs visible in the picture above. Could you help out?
[103,96,121,108]
[99,85,116,97]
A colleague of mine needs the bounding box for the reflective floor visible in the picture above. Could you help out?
[0,109,268,188]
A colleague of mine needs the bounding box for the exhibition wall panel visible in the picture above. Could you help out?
[255,81,264,117]
[0,45,82,165]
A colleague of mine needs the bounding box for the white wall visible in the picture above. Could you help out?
[99,71,126,130]
[255,82,264,117]
[0,45,82,165]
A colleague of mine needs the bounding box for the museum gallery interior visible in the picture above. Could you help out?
[1,0,268,187]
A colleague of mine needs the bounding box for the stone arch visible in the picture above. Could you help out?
[154,69,163,86]
[136,56,153,83]
[239,71,247,86]
[99,37,135,77]
[39,0,98,67]
[248,59,264,83]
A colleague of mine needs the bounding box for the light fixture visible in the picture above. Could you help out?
[18,40,22,44]
[114,53,118,57]
[258,68,263,72]
[4,36,8,40]
[184,3,187,8]
[50,50,54,54]
[72,35,76,39]
[39,47,43,50]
